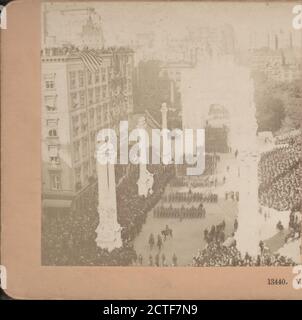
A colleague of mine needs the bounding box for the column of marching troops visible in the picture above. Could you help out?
[154,203,207,219]
[163,191,218,203]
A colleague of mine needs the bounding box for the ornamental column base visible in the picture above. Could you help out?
[95,208,122,252]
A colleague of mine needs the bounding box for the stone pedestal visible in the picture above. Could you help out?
[95,206,122,251]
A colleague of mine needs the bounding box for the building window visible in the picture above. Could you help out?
[48,129,57,137]
[46,119,58,127]
[45,80,55,90]
[81,113,88,133]
[88,89,94,105]
[50,156,60,166]
[78,70,84,88]
[90,131,96,151]
[101,68,106,82]
[82,138,88,157]
[91,157,96,176]
[89,108,95,123]
[95,86,100,103]
[107,67,112,80]
[73,127,79,136]
[73,141,80,162]
[83,161,89,184]
[46,105,56,112]
[48,145,58,157]
[103,104,108,122]
[97,105,102,124]
[75,167,81,184]
[79,91,85,108]
[72,115,79,124]
[102,85,107,98]
[72,115,79,136]
[127,79,132,92]
[45,96,57,112]
[69,71,76,90]
[50,173,61,190]
[44,73,56,90]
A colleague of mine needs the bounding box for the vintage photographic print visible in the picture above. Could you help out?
[41,1,302,268]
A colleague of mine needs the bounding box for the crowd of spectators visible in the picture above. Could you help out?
[258,137,301,186]
[203,221,227,244]
[117,164,175,243]
[192,215,298,267]
[259,164,301,211]
[42,163,175,265]
[192,241,296,267]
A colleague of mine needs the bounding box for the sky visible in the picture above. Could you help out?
[44,1,302,48]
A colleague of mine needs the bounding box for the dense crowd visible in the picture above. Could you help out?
[42,203,137,266]
[259,164,301,211]
[203,221,227,244]
[42,163,175,265]
[192,216,297,267]
[117,164,175,243]
[42,129,301,266]
[258,138,301,186]
[133,252,178,267]
[285,211,302,242]
[275,130,301,145]
[154,203,206,219]
[258,134,302,211]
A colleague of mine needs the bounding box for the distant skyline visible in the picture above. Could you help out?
[43,2,302,49]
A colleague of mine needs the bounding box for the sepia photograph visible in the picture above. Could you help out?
[2,0,302,302]
[40,1,302,268]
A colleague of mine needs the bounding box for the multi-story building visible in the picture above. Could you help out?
[249,29,301,51]
[42,47,134,206]
[250,48,302,83]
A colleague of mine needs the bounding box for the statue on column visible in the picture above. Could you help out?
[95,134,122,251]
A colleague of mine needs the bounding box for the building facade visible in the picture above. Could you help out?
[42,47,134,206]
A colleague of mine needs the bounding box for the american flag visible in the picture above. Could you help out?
[78,50,103,73]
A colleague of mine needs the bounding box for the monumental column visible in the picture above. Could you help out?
[95,134,122,251]
[136,116,154,197]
